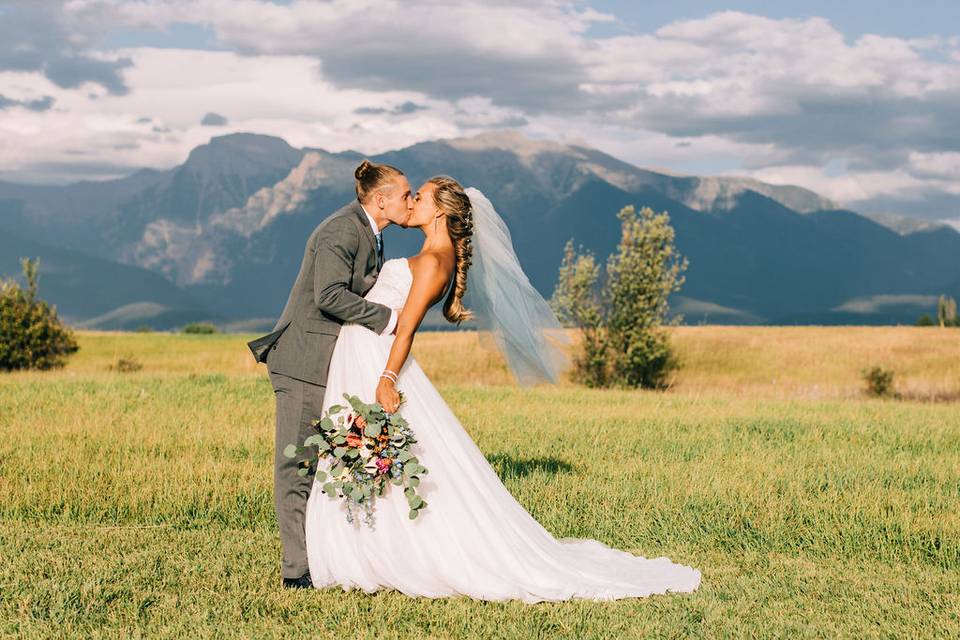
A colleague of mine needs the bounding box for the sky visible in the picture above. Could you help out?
[0,1,958,222]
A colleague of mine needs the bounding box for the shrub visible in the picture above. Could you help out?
[0,257,79,371]
[861,365,897,398]
[110,356,143,372]
[182,322,217,334]
[916,314,934,326]
[550,205,687,389]
[135,324,153,333]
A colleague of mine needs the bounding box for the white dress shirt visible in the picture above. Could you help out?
[359,202,398,336]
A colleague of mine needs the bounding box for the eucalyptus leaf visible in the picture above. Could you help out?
[408,509,418,520]
[283,444,298,459]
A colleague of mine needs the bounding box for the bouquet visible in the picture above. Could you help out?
[284,393,429,527]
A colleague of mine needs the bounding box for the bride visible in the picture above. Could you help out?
[304,175,701,602]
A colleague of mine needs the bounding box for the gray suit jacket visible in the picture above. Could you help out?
[247,200,391,386]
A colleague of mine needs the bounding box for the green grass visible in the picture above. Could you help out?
[1,331,958,638]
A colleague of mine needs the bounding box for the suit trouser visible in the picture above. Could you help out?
[268,369,326,579]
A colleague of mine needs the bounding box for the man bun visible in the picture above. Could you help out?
[354,159,404,202]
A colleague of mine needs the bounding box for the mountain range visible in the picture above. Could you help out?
[3,130,958,330]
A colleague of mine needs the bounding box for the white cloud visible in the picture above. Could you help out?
[908,151,960,180]
[1,1,959,216]
[740,164,928,204]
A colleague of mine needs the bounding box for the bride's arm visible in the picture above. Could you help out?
[376,255,447,412]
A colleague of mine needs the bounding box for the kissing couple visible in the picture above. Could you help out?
[247,160,702,602]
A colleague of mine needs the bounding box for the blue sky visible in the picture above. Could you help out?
[591,1,960,39]
[0,1,958,223]
[98,2,960,52]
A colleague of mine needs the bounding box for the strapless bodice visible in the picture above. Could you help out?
[363,258,413,309]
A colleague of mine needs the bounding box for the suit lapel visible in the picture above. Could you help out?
[350,200,379,263]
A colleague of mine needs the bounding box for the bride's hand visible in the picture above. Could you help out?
[376,377,401,413]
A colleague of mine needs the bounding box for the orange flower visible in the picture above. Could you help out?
[345,433,362,448]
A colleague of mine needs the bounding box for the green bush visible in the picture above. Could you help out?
[0,257,79,371]
[550,240,608,387]
[916,313,934,326]
[861,365,897,398]
[182,322,218,334]
[110,356,143,373]
[550,205,687,389]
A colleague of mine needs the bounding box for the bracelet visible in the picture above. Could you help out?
[380,370,398,384]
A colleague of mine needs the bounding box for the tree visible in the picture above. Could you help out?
[550,240,607,387]
[936,295,957,327]
[0,257,79,371]
[605,206,687,388]
[550,205,688,389]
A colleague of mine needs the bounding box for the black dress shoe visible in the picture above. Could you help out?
[282,571,313,589]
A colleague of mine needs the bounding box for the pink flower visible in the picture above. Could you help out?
[375,457,393,474]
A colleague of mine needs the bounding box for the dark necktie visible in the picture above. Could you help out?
[375,232,384,267]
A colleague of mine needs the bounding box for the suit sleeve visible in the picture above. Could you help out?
[313,216,392,334]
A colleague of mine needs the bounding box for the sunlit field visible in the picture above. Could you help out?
[2,328,958,638]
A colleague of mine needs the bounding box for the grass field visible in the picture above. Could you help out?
[1,328,958,638]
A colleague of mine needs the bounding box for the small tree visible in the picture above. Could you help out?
[605,206,687,388]
[0,257,79,371]
[937,295,957,327]
[550,240,607,387]
[551,205,688,389]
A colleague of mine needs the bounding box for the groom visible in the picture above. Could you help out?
[247,160,413,588]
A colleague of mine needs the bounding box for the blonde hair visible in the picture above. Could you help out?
[354,159,404,202]
[428,175,474,325]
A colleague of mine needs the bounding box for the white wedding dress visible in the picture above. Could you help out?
[304,257,701,602]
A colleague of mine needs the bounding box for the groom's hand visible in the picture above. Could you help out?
[376,377,401,413]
